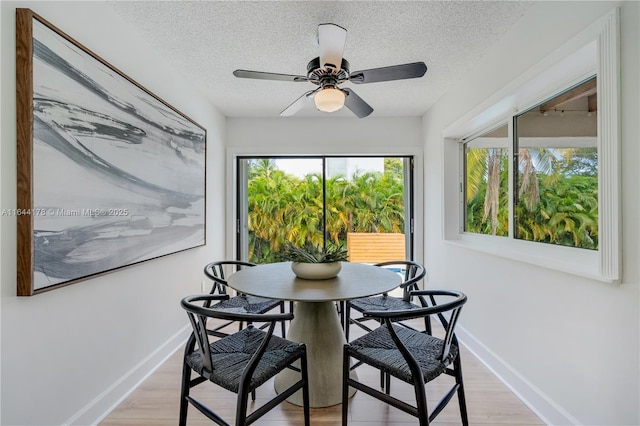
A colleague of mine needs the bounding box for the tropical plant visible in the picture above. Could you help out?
[465,144,598,249]
[246,160,406,263]
[465,146,509,236]
[278,241,348,263]
[515,173,598,249]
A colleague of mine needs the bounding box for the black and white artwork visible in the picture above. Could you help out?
[17,12,206,294]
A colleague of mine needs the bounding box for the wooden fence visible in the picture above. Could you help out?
[346,232,406,263]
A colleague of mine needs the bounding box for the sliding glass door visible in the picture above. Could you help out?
[237,156,414,264]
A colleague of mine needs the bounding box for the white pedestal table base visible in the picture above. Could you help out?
[274,301,357,407]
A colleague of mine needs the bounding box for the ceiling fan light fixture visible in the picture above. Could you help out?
[233,23,428,118]
[314,87,345,113]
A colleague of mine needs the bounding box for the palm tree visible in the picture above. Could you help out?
[465,147,509,236]
[247,159,407,263]
[247,162,300,261]
[249,158,278,179]
[483,148,503,235]
[465,142,598,248]
[515,147,598,248]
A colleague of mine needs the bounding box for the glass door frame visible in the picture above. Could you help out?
[235,155,415,263]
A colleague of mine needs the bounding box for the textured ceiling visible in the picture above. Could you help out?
[109,1,534,118]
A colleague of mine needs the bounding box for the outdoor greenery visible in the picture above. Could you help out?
[465,147,510,236]
[247,158,405,263]
[278,241,348,263]
[465,146,598,249]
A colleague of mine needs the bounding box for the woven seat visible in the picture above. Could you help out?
[344,260,427,342]
[185,326,305,393]
[204,261,287,337]
[348,294,421,313]
[347,324,458,384]
[212,294,284,316]
[342,289,468,426]
[180,294,310,426]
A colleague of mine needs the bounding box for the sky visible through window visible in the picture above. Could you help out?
[275,158,384,178]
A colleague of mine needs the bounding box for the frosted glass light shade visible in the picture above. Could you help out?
[314,87,345,112]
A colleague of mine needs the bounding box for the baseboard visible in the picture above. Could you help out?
[64,324,192,426]
[456,325,581,426]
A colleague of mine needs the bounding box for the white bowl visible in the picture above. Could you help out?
[291,262,341,280]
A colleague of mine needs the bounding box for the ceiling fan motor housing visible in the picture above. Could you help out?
[306,57,350,86]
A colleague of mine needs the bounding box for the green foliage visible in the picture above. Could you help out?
[278,241,348,263]
[247,160,405,263]
[465,146,598,249]
[515,174,598,249]
[560,147,598,177]
[465,148,510,236]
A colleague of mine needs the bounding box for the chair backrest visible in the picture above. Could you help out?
[374,260,426,301]
[181,294,292,379]
[363,289,466,367]
[203,260,256,296]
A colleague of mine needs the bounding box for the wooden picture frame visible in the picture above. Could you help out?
[15,9,206,296]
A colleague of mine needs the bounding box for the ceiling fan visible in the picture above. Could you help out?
[233,23,428,118]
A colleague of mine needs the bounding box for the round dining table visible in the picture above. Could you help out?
[226,261,401,407]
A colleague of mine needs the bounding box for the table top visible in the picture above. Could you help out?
[226,261,402,302]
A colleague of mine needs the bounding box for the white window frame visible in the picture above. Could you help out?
[227,149,424,266]
[442,9,620,282]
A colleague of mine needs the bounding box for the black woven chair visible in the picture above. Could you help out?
[342,289,468,426]
[180,294,310,426]
[344,260,427,342]
[204,261,287,337]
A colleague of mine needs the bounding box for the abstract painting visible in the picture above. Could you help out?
[16,9,206,295]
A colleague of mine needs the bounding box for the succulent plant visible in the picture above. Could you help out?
[279,241,348,263]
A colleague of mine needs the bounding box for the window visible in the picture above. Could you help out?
[514,77,598,249]
[444,9,619,282]
[463,78,598,248]
[237,156,414,264]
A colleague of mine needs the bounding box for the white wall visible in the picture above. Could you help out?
[2,2,637,425]
[423,2,639,425]
[226,117,424,262]
[0,2,226,425]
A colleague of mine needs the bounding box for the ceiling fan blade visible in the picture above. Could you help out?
[280,89,318,117]
[318,23,347,73]
[233,69,308,82]
[350,62,427,84]
[342,88,373,118]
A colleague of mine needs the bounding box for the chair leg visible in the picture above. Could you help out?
[280,303,286,337]
[377,370,391,393]
[236,390,250,426]
[414,383,430,426]
[344,303,351,342]
[341,346,350,426]
[179,362,192,426]
[300,349,311,426]
[454,355,469,425]
[289,301,295,336]
[337,301,344,329]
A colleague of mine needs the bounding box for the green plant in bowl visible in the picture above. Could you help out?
[280,241,348,263]
[280,242,348,279]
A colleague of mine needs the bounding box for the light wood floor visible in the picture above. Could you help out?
[100,317,544,426]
